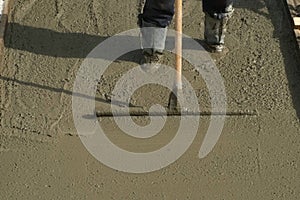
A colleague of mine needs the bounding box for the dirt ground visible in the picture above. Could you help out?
[0,0,300,199]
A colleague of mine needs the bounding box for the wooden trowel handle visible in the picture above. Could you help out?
[175,0,182,90]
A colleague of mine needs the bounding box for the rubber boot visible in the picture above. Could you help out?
[204,4,234,53]
[140,19,168,72]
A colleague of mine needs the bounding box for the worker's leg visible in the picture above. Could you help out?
[204,14,220,46]
[218,4,234,46]
[142,0,175,28]
[204,4,234,52]
[139,0,175,68]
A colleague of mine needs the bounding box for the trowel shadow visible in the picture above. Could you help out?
[0,75,139,108]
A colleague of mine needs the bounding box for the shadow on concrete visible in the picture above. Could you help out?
[0,75,140,108]
[4,23,209,60]
[267,0,300,119]
[0,75,107,102]
[4,22,143,63]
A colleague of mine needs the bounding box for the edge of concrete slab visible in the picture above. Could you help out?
[285,0,300,50]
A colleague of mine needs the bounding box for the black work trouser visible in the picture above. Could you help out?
[142,0,175,28]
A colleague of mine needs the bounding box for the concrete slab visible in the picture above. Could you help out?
[0,0,299,199]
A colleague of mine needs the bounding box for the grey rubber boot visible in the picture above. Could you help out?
[140,20,168,71]
[204,4,234,52]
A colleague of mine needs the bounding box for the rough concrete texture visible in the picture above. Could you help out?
[0,0,300,199]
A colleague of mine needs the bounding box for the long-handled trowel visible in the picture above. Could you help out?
[168,0,183,111]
